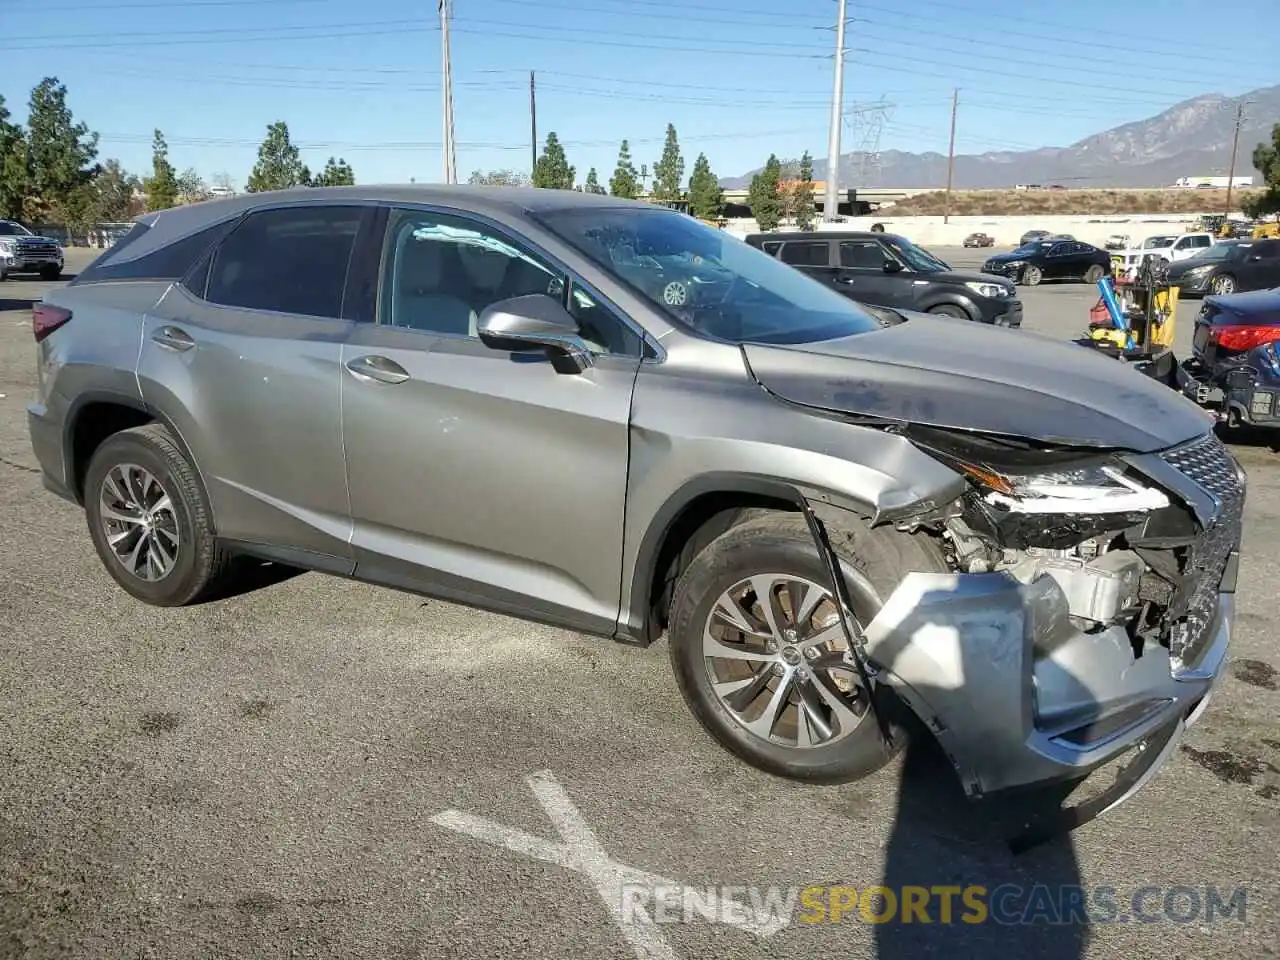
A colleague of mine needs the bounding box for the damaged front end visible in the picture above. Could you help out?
[842,425,1244,815]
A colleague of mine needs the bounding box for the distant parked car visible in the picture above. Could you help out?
[962,232,994,248]
[1018,229,1053,246]
[981,238,1111,286]
[747,229,1021,325]
[1166,239,1280,297]
[0,220,65,281]
[1105,234,1130,251]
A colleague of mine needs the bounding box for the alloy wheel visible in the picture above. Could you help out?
[702,574,869,748]
[98,463,180,581]
[662,280,688,306]
[1212,275,1235,295]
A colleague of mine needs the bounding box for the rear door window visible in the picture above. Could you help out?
[779,241,831,267]
[205,206,364,318]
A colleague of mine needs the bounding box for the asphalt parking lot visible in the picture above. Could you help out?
[1,246,1278,960]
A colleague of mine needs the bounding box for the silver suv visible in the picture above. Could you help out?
[26,187,1242,830]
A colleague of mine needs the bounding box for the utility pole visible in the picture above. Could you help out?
[943,88,959,224]
[530,71,538,176]
[822,0,848,222]
[439,0,457,184]
[1223,99,1251,220]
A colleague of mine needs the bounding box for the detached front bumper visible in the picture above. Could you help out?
[862,570,1233,799]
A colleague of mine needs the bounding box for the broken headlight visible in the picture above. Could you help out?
[955,460,1170,515]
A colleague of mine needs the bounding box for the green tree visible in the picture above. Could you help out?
[686,152,723,220]
[0,94,30,221]
[91,159,141,222]
[747,154,782,231]
[468,169,529,186]
[532,132,575,189]
[245,121,310,193]
[25,77,99,222]
[651,123,684,205]
[792,151,817,230]
[144,129,178,211]
[583,167,605,194]
[1244,123,1280,221]
[176,167,207,203]
[609,140,641,198]
[313,156,355,187]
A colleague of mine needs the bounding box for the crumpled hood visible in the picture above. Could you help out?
[742,316,1213,452]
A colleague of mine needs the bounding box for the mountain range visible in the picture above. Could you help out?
[721,84,1280,190]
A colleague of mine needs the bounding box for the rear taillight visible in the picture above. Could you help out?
[32,303,72,343]
[1208,324,1280,352]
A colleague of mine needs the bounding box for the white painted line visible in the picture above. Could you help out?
[431,769,789,960]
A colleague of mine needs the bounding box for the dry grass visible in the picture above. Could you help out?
[887,188,1265,216]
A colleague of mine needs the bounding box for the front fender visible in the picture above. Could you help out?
[617,357,966,641]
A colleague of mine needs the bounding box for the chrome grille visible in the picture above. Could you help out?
[1159,433,1244,668]
[17,241,58,257]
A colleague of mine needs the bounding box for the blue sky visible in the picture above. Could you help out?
[2,0,1276,190]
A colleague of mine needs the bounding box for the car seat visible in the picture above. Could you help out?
[393,237,478,336]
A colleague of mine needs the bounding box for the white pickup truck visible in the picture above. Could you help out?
[1112,232,1215,280]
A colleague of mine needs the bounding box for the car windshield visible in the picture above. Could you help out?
[1143,236,1176,248]
[1187,244,1242,261]
[884,236,949,272]
[533,206,882,345]
[0,222,33,237]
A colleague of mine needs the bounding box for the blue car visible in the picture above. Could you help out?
[1177,286,1280,427]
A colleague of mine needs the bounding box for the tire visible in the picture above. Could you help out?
[39,265,62,281]
[1211,274,1236,296]
[83,423,231,606]
[1019,264,1043,286]
[927,304,971,321]
[1084,264,1105,284]
[667,512,947,784]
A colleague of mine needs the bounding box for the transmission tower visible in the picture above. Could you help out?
[843,97,893,186]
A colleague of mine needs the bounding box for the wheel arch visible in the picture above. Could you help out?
[919,294,978,321]
[64,391,211,514]
[621,473,876,646]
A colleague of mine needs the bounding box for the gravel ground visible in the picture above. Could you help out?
[0,246,1277,960]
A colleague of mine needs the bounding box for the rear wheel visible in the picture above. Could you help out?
[1084,264,1105,284]
[1211,274,1236,295]
[1020,264,1043,286]
[83,424,231,606]
[667,513,947,783]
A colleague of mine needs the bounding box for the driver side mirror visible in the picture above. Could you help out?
[882,259,903,273]
[477,293,595,375]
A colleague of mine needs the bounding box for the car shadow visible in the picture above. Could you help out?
[194,556,306,603]
[0,296,38,312]
[873,712,1088,958]
[1217,422,1280,452]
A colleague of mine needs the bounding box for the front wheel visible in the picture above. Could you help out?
[39,265,62,281]
[927,303,971,321]
[1019,264,1043,286]
[667,513,947,783]
[662,280,689,307]
[1211,274,1236,295]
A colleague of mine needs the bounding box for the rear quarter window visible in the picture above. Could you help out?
[71,220,238,285]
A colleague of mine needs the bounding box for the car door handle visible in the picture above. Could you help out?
[345,354,410,385]
[151,325,196,352]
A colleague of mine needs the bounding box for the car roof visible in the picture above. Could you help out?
[119,185,656,264]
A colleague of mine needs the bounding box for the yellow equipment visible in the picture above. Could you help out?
[1253,222,1280,239]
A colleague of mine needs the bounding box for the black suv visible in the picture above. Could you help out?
[745,231,1022,326]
